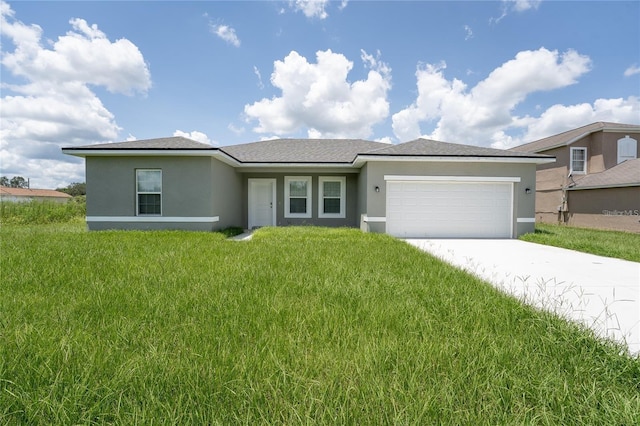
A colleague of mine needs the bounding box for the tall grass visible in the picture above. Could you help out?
[0,198,85,225]
[521,223,640,262]
[1,225,639,424]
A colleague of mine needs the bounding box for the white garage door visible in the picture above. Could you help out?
[386,180,513,238]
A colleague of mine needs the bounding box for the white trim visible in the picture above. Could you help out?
[63,149,220,157]
[569,147,587,174]
[384,175,521,183]
[87,216,219,223]
[318,176,346,219]
[354,155,555,167]
[517,218,536,223]
[284,176,312,218]
[363,216,386,223]
[136,169,162,216]
[248,178,276,229]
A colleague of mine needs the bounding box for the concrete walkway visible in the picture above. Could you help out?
[405,239,640,355]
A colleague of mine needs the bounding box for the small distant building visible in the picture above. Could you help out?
[0,186,73,204]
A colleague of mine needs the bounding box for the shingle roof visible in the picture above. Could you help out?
[365,138,551,159]
[0,186,72,198]
[64,136,216,150]
[63,136,552,163]
[512,122,640,153]
[569,158,640,189]
[220,138,390,163]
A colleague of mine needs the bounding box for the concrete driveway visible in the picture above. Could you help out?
[405,239,640,356]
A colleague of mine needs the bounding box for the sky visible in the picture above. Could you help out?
[1,0,639,189]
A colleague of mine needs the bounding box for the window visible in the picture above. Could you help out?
[617,136,637,164]
[285,176,311,218]
[136,169,162,215]
[570,147,587,174]
[318,176,346,218]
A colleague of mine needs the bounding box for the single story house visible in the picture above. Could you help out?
[511,122,640,232]
[62,137,553,238]
[0,186,72,203]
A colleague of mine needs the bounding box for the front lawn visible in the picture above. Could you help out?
[520,223,640,262]
[1,224,638,424]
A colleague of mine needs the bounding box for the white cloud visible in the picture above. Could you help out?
[290,0,329,19]
[392,47,606,147]
[173,130,217,146]
[624,64,640,77]
[227,123,245,135]
[464,25,473,40]
[253,65,264,89]
[514,96,640,146]
[244,49,391,139]
[0,1,151,188]
[492,0,541,23]
[209,23,240,47]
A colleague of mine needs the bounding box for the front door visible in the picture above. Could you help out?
[248,179,276,229]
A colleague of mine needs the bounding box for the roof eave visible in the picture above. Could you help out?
[567,183,640,191]
[353,154,555,167]
[61,148,220,158]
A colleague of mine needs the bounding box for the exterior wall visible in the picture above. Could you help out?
[239,171,359,229]
[564,186,640,233]
[361,161,538,237]
[85,156,239,231]
[212,159,243,229]
[533,129,640,226]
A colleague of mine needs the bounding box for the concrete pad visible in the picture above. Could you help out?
[405,239,640,356]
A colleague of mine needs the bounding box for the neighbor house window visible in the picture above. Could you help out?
[285,176,312,218]
[318,176,346,218]
[617,135,637,164]
[136,169,162,215]
[570,147,587,174]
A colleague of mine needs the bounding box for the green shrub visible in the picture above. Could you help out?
[0,198,86,225]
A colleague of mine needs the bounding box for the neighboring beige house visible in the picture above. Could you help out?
[0,186,72,204]
[512,122,640,232]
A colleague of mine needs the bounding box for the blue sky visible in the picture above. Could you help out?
[1,0,639,188]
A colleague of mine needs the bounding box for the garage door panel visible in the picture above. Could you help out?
[386,181,513,238]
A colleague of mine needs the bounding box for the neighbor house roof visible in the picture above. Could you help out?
[568,158,640,190]
[512,122,640,153]
[63,136,554,165]
[0,186,72,199]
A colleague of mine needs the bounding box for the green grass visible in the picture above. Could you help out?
[521,223,640,262]
[1,224,639,424]
[0,199,86,225]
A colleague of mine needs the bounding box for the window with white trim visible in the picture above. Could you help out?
[617,136,637,164]
[570,147,587,174]
[136,169,162,215]
[285,176,311,218]
[318,176,346,218]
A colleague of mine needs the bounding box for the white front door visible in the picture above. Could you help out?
[248,179,276,229]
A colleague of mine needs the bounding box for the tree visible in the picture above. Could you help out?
[1,176,29,188]
[56,182,86,197]
[10,176,28,188]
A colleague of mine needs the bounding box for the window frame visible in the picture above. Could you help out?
[136,169,162,216]
[318,176,346,219]
[570,147,587,174]
[284,176,312,218]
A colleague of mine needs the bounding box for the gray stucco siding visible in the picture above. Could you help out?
[240,172,360,229]
[85,156,221,230]
[361,161,538,237]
